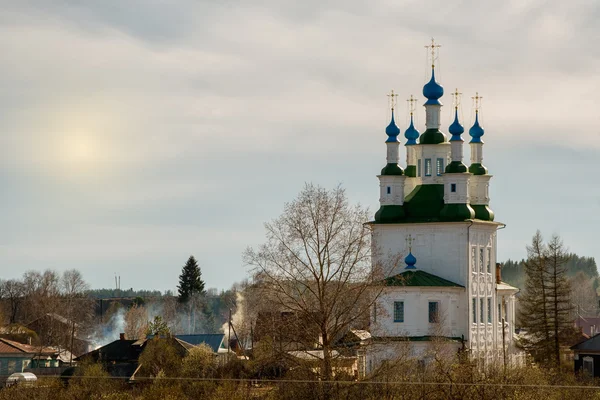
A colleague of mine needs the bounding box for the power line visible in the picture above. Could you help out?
[30,375,600,389]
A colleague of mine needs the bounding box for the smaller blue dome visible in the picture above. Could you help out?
[448,109,464,142]
[385,112,400,143]
[469,113,485,143]
[404,115,420,145]
[422,68,444,106]
[405,252,417,269]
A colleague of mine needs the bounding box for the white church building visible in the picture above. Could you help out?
[365,44,521,373]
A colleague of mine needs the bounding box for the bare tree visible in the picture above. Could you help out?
[61,269,93,360]
[570,271,598,318]
[244,184,386,384]
[124,304,149,339]
[2,279,25,323]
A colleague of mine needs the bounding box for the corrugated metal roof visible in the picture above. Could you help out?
[571,334,600,351]
[173,334,225,353]
[384,270,464,287]
[0,338,56,355]
[0,341,25,354]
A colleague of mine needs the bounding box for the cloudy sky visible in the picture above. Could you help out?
[0,0,598,292]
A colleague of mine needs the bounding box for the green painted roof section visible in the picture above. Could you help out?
[372,185,496,224]
[384,269,464,287]
[380,163,404,176]
[419,128,447,144]
[405,165,416,177]
[469,163,488,175]
[374,205,405,222]
[445,161,467,173]
[472,204,494,221]
[403,184,445,221]
[372,336,463,343]
[440,203,475,221]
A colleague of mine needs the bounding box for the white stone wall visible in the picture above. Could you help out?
[371,287,466,339]
[443,174,471,204]
[415,143,451,185]
[371,221,516,361]
[378,175,406,206]
[469,175,491,205]
[386,142,399,164]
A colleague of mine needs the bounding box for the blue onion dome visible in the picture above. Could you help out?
[404,115,420,145]
[405,252,417,269]
[422,68,444,105]
[448,109,464,141]
[469,112,485,143]
[385,111,401,143]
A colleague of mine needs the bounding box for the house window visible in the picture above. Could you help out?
[472,298,477,323]
[486,248,491,273]
[479,248,484,272]
[387,186,391,195]
[428,302,439,323]
[583,357,594,376]
[8,360,16,374]
[480,298,484,324]
[425,159,432,176]
[471,247,477,272]
[498,303,502,323]
[436,158,444,176]
[451,183,456,193]
[417,159,422,177]
[394,301,404,323]
[487,298,492,323]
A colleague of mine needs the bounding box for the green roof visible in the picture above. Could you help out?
[384,269,464,288]
[371,336,463,343]
[380,163,404,176]
[419,128,447,144]
[373,184,494,224]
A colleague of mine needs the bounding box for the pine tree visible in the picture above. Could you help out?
[177,256,206,304]
[518,231,576,366]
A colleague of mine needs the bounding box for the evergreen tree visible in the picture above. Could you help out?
[518,231,576,366]
[177,256,206,304]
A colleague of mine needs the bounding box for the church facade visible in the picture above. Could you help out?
[366,50,521,372]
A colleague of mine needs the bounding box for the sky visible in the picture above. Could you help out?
[0,0,598,293]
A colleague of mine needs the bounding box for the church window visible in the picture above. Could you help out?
[394,301,404,323]
[480,298,484,324]
[428,302,439,323]
[487,298,492,323]
[451,183,456,193]
[417,159,422,177]
[387,186,391,195]
[472,298,477,323]
[436,158,444,176]
[486,248,491,273]
[479,248,484,272]
[471,247,476,272]
[424,159,432,176]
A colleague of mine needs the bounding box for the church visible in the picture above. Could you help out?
[366,42,521,372]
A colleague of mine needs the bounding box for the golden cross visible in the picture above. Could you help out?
[452,88,462,110]
[387,89,398,111]
[472,92,483,114]
[405,234,414,252]
[425,38,441,68]
[406,95,417,116]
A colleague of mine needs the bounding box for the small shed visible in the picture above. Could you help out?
[571,334,600,376]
